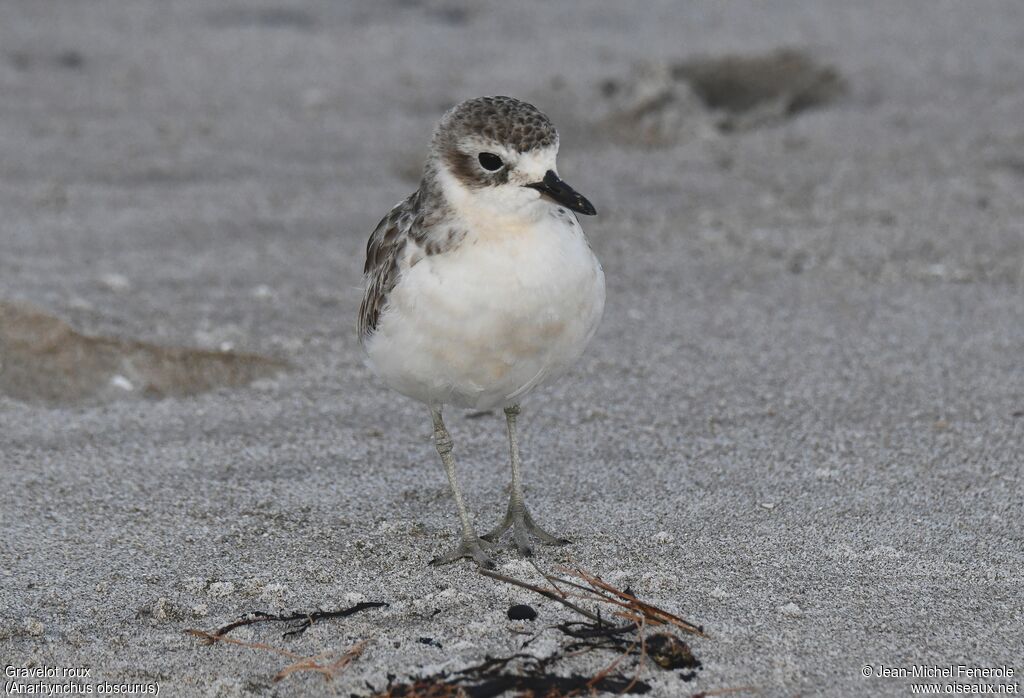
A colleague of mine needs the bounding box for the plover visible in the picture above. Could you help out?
[359,96,605,568]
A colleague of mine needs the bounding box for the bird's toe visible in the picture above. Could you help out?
[430,536,496,569]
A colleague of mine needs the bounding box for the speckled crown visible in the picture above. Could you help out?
[434,96,558,152]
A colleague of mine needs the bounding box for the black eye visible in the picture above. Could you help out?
[478,152,504,171]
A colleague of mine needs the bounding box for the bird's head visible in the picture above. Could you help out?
[425,96,596,224]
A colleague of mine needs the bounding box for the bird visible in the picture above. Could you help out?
[358,96,605,568]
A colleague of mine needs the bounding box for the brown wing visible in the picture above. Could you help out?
[358,192,418,340]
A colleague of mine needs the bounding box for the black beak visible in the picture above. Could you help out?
[524,170,597,216]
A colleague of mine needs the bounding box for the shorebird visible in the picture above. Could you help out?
[359,96,605,568]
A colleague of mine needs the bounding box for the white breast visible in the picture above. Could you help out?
[364,209,605,409]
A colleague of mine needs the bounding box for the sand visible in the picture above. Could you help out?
[2,1,1022,696]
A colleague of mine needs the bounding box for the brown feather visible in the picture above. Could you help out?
[358,194,416,338]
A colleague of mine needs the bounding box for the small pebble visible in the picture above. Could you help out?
[207,581,235,598]
[110,375,134,391]
[779,602,804,618]
[98,273,131,292]
[507,604,537,621]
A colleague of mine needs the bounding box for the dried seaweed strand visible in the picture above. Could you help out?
[203,601,387,639]
[273,640,369,683]
[184,629,303,659]
[478,568,626,628]
[560,567,706,637]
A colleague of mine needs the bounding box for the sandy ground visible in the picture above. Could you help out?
[2,1,1023,696]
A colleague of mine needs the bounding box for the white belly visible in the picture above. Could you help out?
[364,215,605,409]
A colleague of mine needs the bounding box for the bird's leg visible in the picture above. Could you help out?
[482,404,570,556]
[428,406,495,569]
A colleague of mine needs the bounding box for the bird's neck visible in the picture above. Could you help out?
[423,164,547,236]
